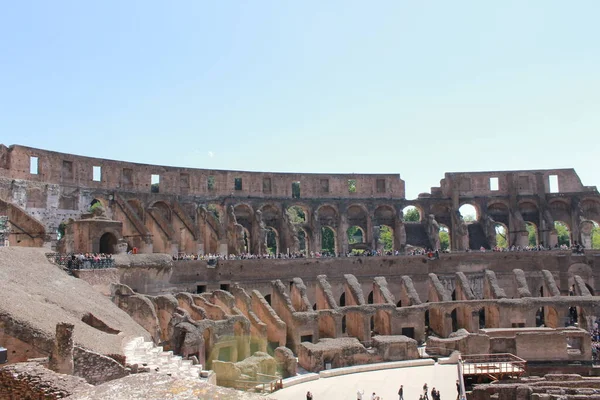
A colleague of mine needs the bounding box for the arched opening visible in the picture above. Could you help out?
[495,223,508,249]
[367,291,374,304]
[459,204,478,222]
[439,225,450,252]
[297,229,307,254]
[370,316,375,333]
[321,226,336,255]
[536,307,545,327]
[424,309,430,333]
[451,308,459,332]
[266,227,279,255]
[580,220,600,249]
[286,205,306,224]
[339,292,346,307]
[526,222,539,246]
[242,228,250,253]
[402,206,421,222]
[479,308,486,329]
[554,221,571,248]
[264,294,271,306]
[341,316,347,334]
[99,232,118,254]
[347,226,365,245]
[89,198,103,213]
[396,300,402,307]
[152,201,172,222]
[375,225,394,253]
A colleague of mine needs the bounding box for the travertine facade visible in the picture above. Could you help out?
[1,144,599,255]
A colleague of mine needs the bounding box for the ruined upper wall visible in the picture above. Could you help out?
[433,169,598,198]
[0,145,405,199]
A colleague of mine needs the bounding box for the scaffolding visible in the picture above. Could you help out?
[461,353,526,382]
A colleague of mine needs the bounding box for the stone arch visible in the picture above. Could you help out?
[374,204,396,226]
[260,203,281,226]
[347,225,365,245]
[494,222,509,249]
[519,200,540,229]
[554,220,572,247]
[266,227,279,255]
[580,198,600,222]
[579,219,600,249]
[321,226,337,255]
[459,203,480,221]
[487,201,510,227]
[548,199,571,223]
[99,232,118,254]
[439,224,451,252]
[568,263,594,291]
[402,205,423,222]
[316,204,339,227]
[287,204,309,224]
[150,200,172,222]
[296,227,308,254]
[526,221,539,246]
[233,203,254,232]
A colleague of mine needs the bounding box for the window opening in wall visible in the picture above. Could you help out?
[93,166,102,182]
[549,174,559,193]
[122,168,133,187]
[62,160,74,180]
[490,177,499,191]
[180,173,190,189]
[263,177,272,193]
[207,176,215,191]
[220,283,230,292]
[376,179,386,193]
[151,174,160,193]
[292,181,301,199]
[402,206,421,222]
[234,177,242,191]
[348,179,357,193]
[29,156,38,174]
[320,179,329,193]
[197,285,207,294]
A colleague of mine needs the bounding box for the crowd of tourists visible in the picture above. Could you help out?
[486,242,586,254]
[590,319,600,362]
[50,252,114,269]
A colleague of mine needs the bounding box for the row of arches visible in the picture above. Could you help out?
[81,196,600,255]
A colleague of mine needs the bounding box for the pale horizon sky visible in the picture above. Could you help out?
[1,1,599,199]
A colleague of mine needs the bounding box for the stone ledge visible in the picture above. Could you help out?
[281,373,320,388]
[319,359,435,378]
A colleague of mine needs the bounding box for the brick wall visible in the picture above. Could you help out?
[0,361,92,399]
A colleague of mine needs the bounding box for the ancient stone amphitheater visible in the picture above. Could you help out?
[1,144,600,399]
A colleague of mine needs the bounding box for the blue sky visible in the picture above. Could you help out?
[1,1,598,199]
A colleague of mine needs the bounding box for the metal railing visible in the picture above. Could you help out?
[461,353,526,378]
[46,253,116,270]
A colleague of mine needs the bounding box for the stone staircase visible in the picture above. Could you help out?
[124,337,202,379]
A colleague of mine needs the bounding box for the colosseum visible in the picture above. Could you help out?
[1,143,600,400]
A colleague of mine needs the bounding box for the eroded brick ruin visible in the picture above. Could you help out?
[1,144,600,399]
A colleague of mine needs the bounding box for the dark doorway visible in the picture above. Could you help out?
[401,327,415,339]
[99,232,117,254]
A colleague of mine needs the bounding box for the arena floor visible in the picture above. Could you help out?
[268,363,459,400]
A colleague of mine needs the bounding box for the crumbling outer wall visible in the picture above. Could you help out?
[0,144,405,199]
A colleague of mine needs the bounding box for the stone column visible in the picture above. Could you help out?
[49,322,74,375]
